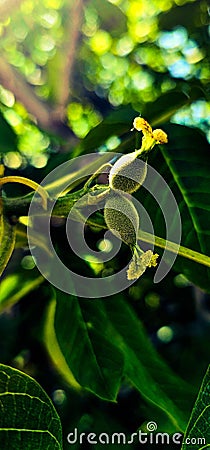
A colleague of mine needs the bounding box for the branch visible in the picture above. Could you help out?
[0,57,77,142]
[0,57,50,128]
[139,231,210,269]
[3,192,210,270]
[54,0,85,120]
[0,0,23,20]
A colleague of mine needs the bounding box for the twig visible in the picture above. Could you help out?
[0,57,50,127]
[54,0,85,120]
[0,57,76,142]
[3,191,210,270]
[0,0,22,20]
[139,230,210,269]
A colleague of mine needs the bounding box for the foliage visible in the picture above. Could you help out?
[0,0,210,449]
[0,206,16,277]
[182,365,210,450]
[0,364,62,449]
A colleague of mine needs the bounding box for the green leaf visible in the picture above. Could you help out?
[0,364,63,449]
[77,90,199,156]
[91,0,126,36]
[141,123,210,292]
[105,296,195,432]
[0,208,16,277]
[16,222,54,256]
[181,366,210,450]
[43,294,82,393]
[0,112,17,153]
[47,289,195,430]
[74,105,137,156]
[159,1,207,32]
[144,87,206,127]
[0,271,44,313]
[50,289,124,401]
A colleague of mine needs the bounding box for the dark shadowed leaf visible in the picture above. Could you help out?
[50,289,124,401]
[0,211,16,278]
[0,364,63,449]
[91,0,126,35]
[139,124,210,292]
[0,270,44,313]
[181,366,210,450]
[77,90,201,156]
[0,112,17,153]
[159,1,208,31]
[105,296,195,432]
[46,288,195,430]
[74,105,137,155]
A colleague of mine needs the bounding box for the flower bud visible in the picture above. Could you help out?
[152,129,168,144]
[133,117,153,135]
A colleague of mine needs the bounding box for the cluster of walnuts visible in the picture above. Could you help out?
[103,117,167,280]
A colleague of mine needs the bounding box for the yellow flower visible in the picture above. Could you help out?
[127,249,159,280]
[153,129,168,144]
[148,253,159,267]
[132,117,168,154]
[133,117,153,135]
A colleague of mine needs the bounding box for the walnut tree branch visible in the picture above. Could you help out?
[0,56,77,142]
[0,0,23,20]
[53,0,85,121]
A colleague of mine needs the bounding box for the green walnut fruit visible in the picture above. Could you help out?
[109,152,147,194]
[104,192,139,247]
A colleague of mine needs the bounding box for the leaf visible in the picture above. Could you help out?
[105,296,195,432]
[0,364,63,449]
[159,1,207,32]
[16,222,54,256]
[0,112,17,154]
[43,294,82,393]
[144,87,206,127]
[74,105,137,155]
[77,89,200,155]
[140,123,210,292]
[46,289,194,430]
[181,366,210,450]
[0,208,16,277]
[0,271,44,313]
[49,289,124,401]
[83,406,132,450]
[91,0,126,36]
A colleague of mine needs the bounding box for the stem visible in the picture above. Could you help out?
[3,188,86,218]
[0,176,49,209]
[54,0,84,120]
[3,189,210,270]
[139,230,210,268]
[0,57,76,142]
[44,152,112,195]
[0,276,44,314]
[0,212,16,277]
[44,297,83,393]
[0,0,23,20]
